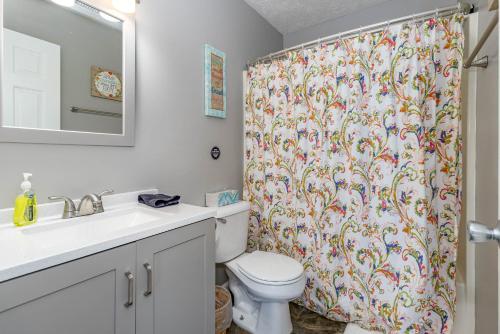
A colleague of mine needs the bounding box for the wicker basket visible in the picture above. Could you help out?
[215,286,232,334]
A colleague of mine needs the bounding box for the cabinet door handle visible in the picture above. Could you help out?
[144,263,153,296]
[124,271,134,307]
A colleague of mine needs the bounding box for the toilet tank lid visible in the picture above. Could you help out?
[215,201,250,218]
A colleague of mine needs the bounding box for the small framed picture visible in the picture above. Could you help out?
[204,45,226,118]
[91,66,122,102]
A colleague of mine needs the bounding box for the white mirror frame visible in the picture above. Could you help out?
[0,0,136,146]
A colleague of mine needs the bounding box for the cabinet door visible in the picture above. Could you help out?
[0,243,136,334]
[136,219,215,334]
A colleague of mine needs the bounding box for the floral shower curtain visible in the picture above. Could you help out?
[243,15,464,333]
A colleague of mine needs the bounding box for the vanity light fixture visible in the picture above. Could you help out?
[51,0,76,7]
[99,11,121,23]
[112,0,139,13]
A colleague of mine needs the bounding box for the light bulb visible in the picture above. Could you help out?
[51,0,76,7]
[112,0,135,13]
[99,11,121,23]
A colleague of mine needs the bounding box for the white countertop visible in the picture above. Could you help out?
[0,190,216,282]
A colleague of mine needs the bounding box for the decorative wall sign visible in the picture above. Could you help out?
[91,66,122,101]
[204,45,226,118]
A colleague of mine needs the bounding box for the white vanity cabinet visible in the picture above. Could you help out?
[0,219,215,334]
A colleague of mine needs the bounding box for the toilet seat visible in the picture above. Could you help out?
[236,251,304,286]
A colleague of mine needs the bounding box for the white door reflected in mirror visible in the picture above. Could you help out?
[2,0,124,135]
[2,29,61,130]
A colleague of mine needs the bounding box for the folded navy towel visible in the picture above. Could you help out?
[138,194,181,208]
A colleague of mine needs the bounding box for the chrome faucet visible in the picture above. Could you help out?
[49,190,114,219]
[47,196,77,219]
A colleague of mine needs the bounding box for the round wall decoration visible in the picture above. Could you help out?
[91,65,123,101]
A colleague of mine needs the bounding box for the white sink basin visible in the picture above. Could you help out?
[19,206,171,250]
[23,207,168,236]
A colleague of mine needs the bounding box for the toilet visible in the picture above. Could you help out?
[215,201,306,334]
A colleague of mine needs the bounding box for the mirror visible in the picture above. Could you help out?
[0,0,135,146]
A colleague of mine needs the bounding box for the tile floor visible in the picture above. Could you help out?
[227,303,347,334]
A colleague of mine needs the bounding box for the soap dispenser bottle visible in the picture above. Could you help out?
[13,173,38,227]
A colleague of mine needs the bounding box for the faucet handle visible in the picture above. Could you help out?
[97,189,114,200]
[92,190,114,214]
[48,196,77,219]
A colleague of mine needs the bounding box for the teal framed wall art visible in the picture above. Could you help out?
[204,44,226,118]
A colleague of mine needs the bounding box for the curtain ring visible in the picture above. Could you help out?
[434,8,439,19]
[384,20,390,34]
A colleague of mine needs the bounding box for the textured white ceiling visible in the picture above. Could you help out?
[244,0,391,34]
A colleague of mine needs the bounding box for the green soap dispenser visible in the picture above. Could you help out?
[13,173,38,227]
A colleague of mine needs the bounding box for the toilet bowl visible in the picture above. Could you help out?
[214,202,306,334]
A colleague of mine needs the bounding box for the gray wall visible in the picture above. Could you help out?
[474,9,498,334]
[0,0,282,208]
[4,0,123,134]
[284,0,472,47]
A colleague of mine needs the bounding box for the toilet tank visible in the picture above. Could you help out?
[215,201,250,263]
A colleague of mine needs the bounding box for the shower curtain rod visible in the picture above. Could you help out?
[249,3,474,66]
[463,9,498,68]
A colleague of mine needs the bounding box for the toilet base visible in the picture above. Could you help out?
[227,269,293,334]
[232,301,293,334]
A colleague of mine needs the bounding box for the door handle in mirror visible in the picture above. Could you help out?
[468,220,500,245]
